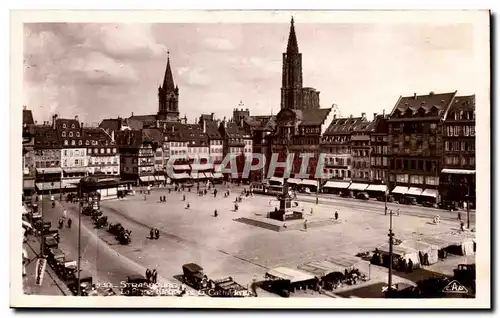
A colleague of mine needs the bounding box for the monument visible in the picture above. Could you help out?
[268,178,304,221]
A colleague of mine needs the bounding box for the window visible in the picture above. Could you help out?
[94,148,98,154]
[471,126,475,136]
[76,132,80,137]
[62,124,66,128]
[425,176,438,186]
[445,141,450,151]
[106,148,111,154]
[69,132,73,137]
[383,157,388,166]
[470,157,475,166]
[410,175,424,184]
[100,148,104,154]
[461,141,466,151]
[78,140,82,146]
[71,124,75,128]
[430,123,437,130]
[85,140,89,145]
[71,140,75,146]
[64,150,68,156]
[397,174,409,183]
[62,131,66,137]
[464,126,469,136]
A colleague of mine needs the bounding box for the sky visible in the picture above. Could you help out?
[23,21,479,124]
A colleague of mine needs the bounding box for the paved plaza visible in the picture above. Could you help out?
[92,184,475,294]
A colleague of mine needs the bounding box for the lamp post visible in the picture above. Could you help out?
[77,185,82,296]
[388,206,394,297]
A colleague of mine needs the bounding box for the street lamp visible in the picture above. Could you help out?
[77,185,83,296]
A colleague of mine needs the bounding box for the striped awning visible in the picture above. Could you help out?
[348,183,369,191]
[172,172,190,179]
[302,179,319,187]
[63,167,90,174]
[366,184,387,192]
[213,172,223,179]
[155,175,166,181]
[391,186,409,195]
[139,176,155,182]
[36,167,62,174]
[406,187,424,196]
[286,178,302,185]
[323,181,350,189]
[421,189,438,198]
[441,169,475,175]
[173,165,191,171]
[61,179,78,189]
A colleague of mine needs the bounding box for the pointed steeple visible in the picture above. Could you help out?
[286,17,299,54]
[162,51,175,91]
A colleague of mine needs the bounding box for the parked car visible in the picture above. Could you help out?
[340,190,354,198]
[356,192,370,200]
[438,201,459,211]
[422,201,437,208]
[376,195,394,202]
[399,196,417,205]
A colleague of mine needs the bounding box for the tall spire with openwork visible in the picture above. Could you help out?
[162,51,175,91]
[281,17,303,110]
[158,51,180,121]
[286,17,299,54]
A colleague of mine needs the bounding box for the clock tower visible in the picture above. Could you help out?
[280,17,303,110]
[158,52,180,121]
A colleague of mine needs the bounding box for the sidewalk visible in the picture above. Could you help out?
[22,239,69,296]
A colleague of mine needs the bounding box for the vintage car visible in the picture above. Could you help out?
[438,201,459,211]
[422,201,437,208]
[340,190,354,198]
[43,236,59,256]
[399,196,417,205]
[47,248,65,268]
[67,270,93,296]
[182,263,207,290]
[376,195,394,202]
[356,192,370,200]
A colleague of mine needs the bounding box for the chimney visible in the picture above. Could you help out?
[414,93,417,99]
[333,114,336,119]
[23,105,27,110]
[131,112,134,117]
[361,112,366,119]
[373,113,378,121]
[52,114,57,130]
[429,91,435,95]
[383,109,385,116]
[203,120,206,133]
[349,114,353,118]
[211,112,214,120]
[75,115,79,122]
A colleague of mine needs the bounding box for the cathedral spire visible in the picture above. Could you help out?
[286,17,299,54]
[162,51,175,91]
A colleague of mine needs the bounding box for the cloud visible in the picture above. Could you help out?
[203,37,236,51]
[177,66,211,87]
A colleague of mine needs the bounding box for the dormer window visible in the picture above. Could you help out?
[62,131,66,137]
[71,140,76,146]
[76,132,80,137]
[63,124,67,128]
[71,124,75,128]
[78,140,83,146]
[64,140,68,146]
[85,140,89,145]
[69,132,73,137]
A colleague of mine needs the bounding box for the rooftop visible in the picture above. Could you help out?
[323,117,367,135]
[390,91,456,120]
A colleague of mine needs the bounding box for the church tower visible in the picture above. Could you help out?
[158,52,180,121]
[280,17,303,110]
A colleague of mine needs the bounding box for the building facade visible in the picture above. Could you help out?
[387,91,456,202]
[22,107,36,198]
[350,113,371,183]
[441,95,476,207]
[34,124,62,193]
[84,128,120,176]
[369,113,389,185]
[117,130,155,184]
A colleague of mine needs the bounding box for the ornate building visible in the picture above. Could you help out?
[157,52,180,122]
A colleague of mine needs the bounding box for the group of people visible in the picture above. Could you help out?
[145,268,158,284]
[159,195,167,203]
[149,228,160,240]
[58,209,72,229]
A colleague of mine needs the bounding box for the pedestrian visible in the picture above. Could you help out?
[458,211,461,220]
[150,228,154,240]
[67,218,72,228]
[63,209,67,219]
[186,202,190,209]
[155,228,160,239]
[183,194,186,201]
[146,268,151,283]
[152,269,158,283]
[396,209,400,216]
[304,219,308,231]
[214,189,217,198]
[163,195,166,202]
[58,218,64,229]
[460,221,465,231]
[160,196,163,202]
[385,207,387,215]
[310,208,313,215]
[408,259,413,273]
[214,210,218,217]
[334,211,338,220]
[168,188,171,194]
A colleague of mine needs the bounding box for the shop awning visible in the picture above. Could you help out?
[391,186,409,195]
[155,175,166,181]
[323,181,351,189]
[266,267,315,283]
[190,163,212,171]
[366,184,387,192]
[36,167,62,174]
[441,169,475,175]
[348,183,369,191]
[286,178,302,185]
[23,179,35,190]
[302,179,319,187]
[36,181,61,191]
[269,177,284,184]
[172,172,190,179]
[61,179,78,189]
[213,172,223,179]
[63,167,90,174]
[173,165,191,171]
[406,187,423,196]
[204,172,214,178]
[139,176,155,182]
[421,189,438,198]
[190,172,202,179]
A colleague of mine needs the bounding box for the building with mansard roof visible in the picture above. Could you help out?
[387,91,457,203]
[83,127,120,177]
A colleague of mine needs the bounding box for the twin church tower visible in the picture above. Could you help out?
[156,17,318,122]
